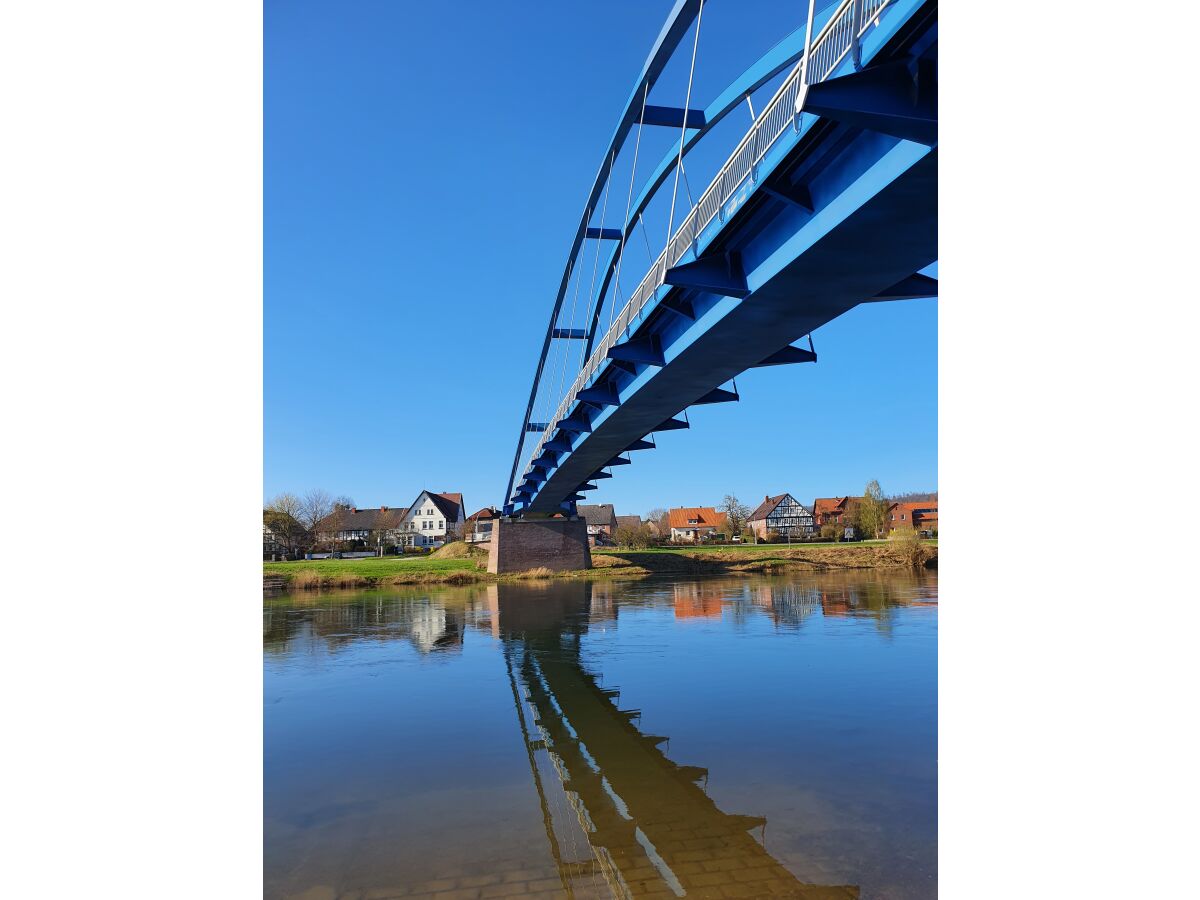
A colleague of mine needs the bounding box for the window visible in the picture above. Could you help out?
[438,521,444,529]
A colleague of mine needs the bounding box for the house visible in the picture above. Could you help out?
[398,490,466,548]
[615,514,642,533]
[888,500,938,534]
[466,506,499,543]
[813,496,859,529]
[668,507,727,543]
[263,509,305,555]
[747,493,815,540]
[578,503,618,545]
[314,505,407,548]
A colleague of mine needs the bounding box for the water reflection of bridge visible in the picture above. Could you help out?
[489,582,860,899]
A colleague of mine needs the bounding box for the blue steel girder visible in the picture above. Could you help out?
[520,2,937,514]
[507,6,836,503]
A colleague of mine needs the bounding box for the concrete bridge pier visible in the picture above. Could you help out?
[487,516,591,574]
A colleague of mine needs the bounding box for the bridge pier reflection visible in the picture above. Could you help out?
[488,582,860,899]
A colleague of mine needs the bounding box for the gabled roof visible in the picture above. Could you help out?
[467,506,498,522]
[409,490,464,521]
[668,507,727,530]
[316,506,406,532]
[578,503,617,527]
[813,496,854,518]
[748,494,787,522]
[615,515,642,530]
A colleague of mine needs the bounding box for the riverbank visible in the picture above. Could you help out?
[263,540,937,591]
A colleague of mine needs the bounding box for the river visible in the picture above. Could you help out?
[265,570,937,899]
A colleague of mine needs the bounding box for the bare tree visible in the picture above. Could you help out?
[265,493,307,556]
[719,495,751,539]
[299,488,333,533]
[645,507,668,537]
[372,507,403,554]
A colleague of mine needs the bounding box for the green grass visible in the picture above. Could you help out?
[263,556,477,578]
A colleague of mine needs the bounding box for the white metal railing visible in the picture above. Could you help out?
[521,0,892,493]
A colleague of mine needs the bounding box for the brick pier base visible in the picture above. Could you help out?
[487,517,591,574]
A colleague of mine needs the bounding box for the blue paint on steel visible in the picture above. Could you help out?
[607,335,664,367]
[507,6,825,501]
[585,227,623,240]
[753,345,818,367]
[663,251,750,299]
[514,0,937,514]
[871,272,937,300]
[551,328,587,339]
[641,105,707,129]
[504,0,706,503]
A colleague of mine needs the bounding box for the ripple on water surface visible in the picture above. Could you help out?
[264,569,937,899]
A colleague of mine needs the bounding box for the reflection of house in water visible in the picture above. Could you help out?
[490,582,859,899]
[747,583,824,628]
[672,582,725,619]
[262,597,466,656]
[814,574,938,634]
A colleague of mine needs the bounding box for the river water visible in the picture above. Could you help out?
[264,571,937,900]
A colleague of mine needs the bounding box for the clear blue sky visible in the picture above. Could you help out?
[265,0,937,516]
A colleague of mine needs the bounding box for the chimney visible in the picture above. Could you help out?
[765,495,769,501]
[351,507,357,514]
[380,505,388,512]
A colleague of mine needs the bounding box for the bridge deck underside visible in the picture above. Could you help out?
[527,143,936,515]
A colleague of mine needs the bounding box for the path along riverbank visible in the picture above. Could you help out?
[263,540,937,592]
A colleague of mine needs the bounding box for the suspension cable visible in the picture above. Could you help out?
[664,0,705,248]
[610,82,650,331]
[580,151,615,374]
[638,212,654,261]
[552,204,592,425]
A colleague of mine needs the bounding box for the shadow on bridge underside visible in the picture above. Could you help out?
[490,581,861,899]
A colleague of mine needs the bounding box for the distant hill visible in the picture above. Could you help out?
[887,491,938,503]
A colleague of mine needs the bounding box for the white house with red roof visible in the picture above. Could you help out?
[399,490,466,548]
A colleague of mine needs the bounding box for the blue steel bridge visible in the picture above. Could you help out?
[504,0,937,517]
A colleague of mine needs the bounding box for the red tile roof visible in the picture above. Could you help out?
[667,507,727,530]
[813,497,850,518]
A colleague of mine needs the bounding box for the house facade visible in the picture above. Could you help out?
[668,507,727,542]
[578,503,618,546]
[615,514,642,533]
[465,506,498,543]
[398,491,466,548]
[888,500,938,534]
[315,505,406,547]
[747,493,815,539]
[813,497,859,529]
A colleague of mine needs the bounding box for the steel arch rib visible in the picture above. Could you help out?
[505,0,705,504]
[579,21,815,361]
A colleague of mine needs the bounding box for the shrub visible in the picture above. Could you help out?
[889,526,925,568]
[291,570,322,590]
[820,523,841,541]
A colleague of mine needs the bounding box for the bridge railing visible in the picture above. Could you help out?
[522,0,892,493]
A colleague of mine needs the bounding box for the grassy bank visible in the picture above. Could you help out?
[263,555,485,590]
[264,540,936,591]
[591,541,936,577]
